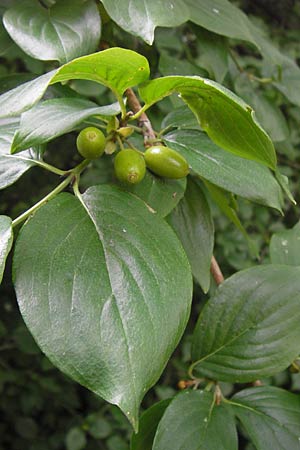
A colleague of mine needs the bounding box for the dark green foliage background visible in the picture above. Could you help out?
[1,0,300,449]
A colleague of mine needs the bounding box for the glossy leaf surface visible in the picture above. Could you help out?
[191,265,300,382]
[0,71,55,118]
[140,76,276,168]
[11,98,120,153]
[3,0,101,63]
[0,215,13,283]
[0,48,149,119]
[231,386,300,450]
[122,171,186,217]
[164,130,282,211]
[13,185,192,430]
[153,391,238,450]
[0,118,36,189]
[185,0,253,42]
[100,0,189,44]
[185,0,291,67]
[168,178,214,293]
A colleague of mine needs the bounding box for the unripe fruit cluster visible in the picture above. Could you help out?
[76,127,189,186]
[114,145,189,185]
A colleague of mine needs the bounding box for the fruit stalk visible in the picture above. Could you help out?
[126,86,225,284]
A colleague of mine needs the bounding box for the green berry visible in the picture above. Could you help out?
[76,127,106,159]
[114,149,146,184]
[144,145,189,179]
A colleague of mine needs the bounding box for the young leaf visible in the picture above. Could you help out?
[11,98,120,153]
[0,118,36,189]
[152,390,238,450]
[140,76,276,168]
[0,48,149,119]
[270,222,300,266]
[231,386,300,450]
[0,215,13,283]
[100,0,189,44]
[163,130,282,211]
[13,185,192,430]
[121,171,186,218]
[130,399,171,450]
[191,265,300,382]
[51,47,150,97]
[3,0,101,64]
[168,178,214,293]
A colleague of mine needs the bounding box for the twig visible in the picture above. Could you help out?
[126,88,225,285]
[125,88,156,144]
[210,255,224,285]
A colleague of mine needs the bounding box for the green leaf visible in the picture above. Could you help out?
[185,0,253,42]
[100,0,189,44]
[0,70,55,118]
[13,185,192,430]
[163,130,282,211]
[140,76,276,169]
[11,98,120,153]
[3,0,101,64]
[152,391,238,450]
[65,427,87,450]
[0,118,36,189]
[168,178,214,293]
[191,265,300,382]
[0,215,13,283]
[51,47,150,97]
[184,0,289,67]
[121,171,186,218]
[0,48,149,119]
[231,386,300,450]
[130,399,171,450]
[270,222,300,266]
